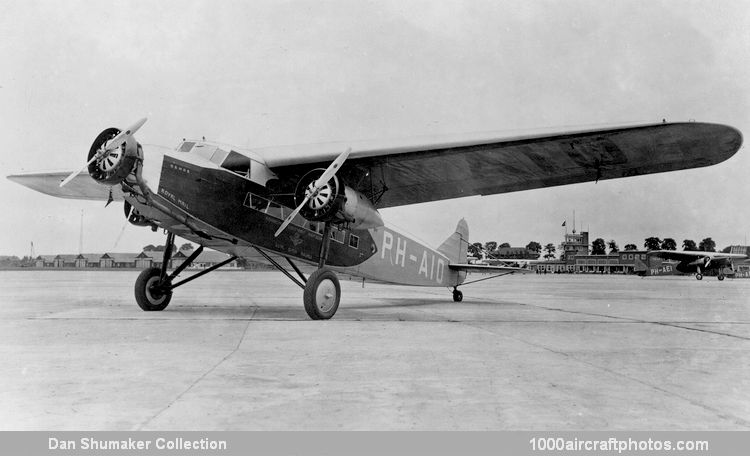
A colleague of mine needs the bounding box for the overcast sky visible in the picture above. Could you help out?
[1,0,749,257]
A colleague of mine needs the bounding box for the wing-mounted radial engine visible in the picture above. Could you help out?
[123,200,151,227]
[294,168,383,230]
[275,147,383,237]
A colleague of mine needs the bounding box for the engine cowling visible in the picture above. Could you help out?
[294,169,383,230]
[123,201,150,227]
[87,127,141,185]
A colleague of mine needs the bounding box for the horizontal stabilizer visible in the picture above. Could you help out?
[449,263,531,274]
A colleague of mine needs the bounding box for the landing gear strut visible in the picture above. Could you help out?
[260,222,342,320]
[134,231,237,311]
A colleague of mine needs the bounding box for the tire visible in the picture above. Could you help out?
[453,289,463,302]
[695,273,703,281]
[135,267,172,311]
[303,268,340,320]
[718,274,725,281]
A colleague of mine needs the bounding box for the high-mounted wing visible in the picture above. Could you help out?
[649,250,747,262]
[7,171,125,201]
[262,122,742,208]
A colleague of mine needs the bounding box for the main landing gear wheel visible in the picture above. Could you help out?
[303,268,340,320]
[695,273,703,281]
[718,274,725,281]
[453,289,463,302]
[135,267,172,311]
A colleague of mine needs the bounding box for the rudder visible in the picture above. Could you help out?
[438,218,469,264]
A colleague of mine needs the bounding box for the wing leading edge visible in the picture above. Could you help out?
[7,172,125,201]
[265,122,742,208]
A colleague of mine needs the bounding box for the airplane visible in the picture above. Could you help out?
[636,250,748,280]
[7,119,742,319]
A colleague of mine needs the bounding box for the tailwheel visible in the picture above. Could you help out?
[695,273,703,281]
[452,288,463,302]
[135,267,172,311]
[303,268,340,320]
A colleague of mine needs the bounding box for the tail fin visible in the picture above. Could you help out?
[438,218,469,264]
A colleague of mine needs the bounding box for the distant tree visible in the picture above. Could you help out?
[660,238,677,250]
[143,244,157,252]
[484,241,497,253]
[624,244,638,251]
[543,243,556,260]
[608,240,619,254]
[591,238,607,255]
[498,242,511,249]
[468,242,483,257]
[526,241,542,253]
[682,239,698,251]
[699,237,716,252]
[644,237,662,251]
[180,243,194,251]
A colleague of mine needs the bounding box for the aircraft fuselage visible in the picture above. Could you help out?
[129,142,464,288]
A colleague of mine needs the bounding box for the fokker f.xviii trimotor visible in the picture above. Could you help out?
[8,119,742,319]
[637,250,747,280]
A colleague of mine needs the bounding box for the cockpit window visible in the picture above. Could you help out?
[221,151,251,177]
[178,141,195,152]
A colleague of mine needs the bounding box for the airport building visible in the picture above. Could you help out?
[32,248,244,270]
[531,227,651,274]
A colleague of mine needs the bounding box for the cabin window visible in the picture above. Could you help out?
[179,141,195,152]
[349,234,360,249]
[329,228,345,243]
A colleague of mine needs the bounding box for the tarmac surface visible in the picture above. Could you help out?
[0,270,748,430]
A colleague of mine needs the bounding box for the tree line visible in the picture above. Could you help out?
[469,236,725,261]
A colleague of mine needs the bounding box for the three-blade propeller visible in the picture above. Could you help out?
[59,117,147,187]
[274,147,351,237]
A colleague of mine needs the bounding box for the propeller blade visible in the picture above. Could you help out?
[59,153,101,187]
[274,193,311,237]
[314,147,351,188]
[105,117,147,152]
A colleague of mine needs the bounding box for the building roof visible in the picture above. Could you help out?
[103,253,141,262]
[54,254,80,261]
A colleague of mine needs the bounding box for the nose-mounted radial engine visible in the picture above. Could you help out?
[87,127,142,186]
[59,117,147,189]
[59,118,150,228]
